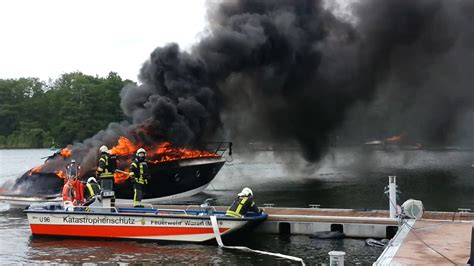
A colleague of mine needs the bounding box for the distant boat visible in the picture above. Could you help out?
[363,140,422,150]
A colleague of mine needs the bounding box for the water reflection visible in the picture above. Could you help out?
[8,220,382,265]
[26,235,291,264]
[28,238,205,264]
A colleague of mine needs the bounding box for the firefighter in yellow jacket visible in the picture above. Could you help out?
[96,145,116,191]
[83,177,101,206]
[226,187,262,218]
[129,148,151,208]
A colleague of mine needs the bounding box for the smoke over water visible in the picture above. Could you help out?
[10,0,470,176]
[117,0,474,163]
[339,0,474,147]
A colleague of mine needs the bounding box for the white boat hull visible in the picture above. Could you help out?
[25,208,266,242]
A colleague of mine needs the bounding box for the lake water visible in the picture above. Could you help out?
[1,148,473,264]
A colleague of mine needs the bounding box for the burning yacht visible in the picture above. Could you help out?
[0,137,231,208]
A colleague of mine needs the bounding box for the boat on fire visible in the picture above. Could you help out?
[24,201,267,243]
[0,141,232,208]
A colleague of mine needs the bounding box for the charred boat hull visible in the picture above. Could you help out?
[115,157,226,201]
[1,157,226,208]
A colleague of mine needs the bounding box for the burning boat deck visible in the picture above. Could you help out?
[0,140,232,208]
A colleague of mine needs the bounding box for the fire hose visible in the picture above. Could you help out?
[115,169,129,175]
[209,215,305,265]
[114,169,131,181]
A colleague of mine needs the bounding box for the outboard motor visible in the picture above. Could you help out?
[101,190,115,212]
[200,198,215,215]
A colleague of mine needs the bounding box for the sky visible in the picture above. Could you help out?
[0,0,207,82]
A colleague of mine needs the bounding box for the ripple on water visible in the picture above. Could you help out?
[5,148,471,263]
[0,206,383,264]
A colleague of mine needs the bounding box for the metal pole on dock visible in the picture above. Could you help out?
[328,251,345,266]
[388,176,397,219]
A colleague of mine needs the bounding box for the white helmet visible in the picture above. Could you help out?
[238,187,253,197]
[99,145,109,154]
[87,177,97,183]
[136,148,146,156]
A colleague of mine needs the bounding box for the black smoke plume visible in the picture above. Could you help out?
[6,0,474,195]
[120,0,474,162]
[347,0,474,147]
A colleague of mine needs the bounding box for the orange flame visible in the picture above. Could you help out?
[28,137,219,184]
[110,137,139,156]
[28,165,44,176]
[110,136,219,163]
[108,136,219,183]
[149,142,219,164]
[385,133,406,144]
[60,148,72,158]
[55,170,67,179]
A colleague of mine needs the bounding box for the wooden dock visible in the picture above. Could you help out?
[154,205,474,240]
[375,219,473,265]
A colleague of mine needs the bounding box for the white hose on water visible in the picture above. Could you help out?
[210,215,305,265]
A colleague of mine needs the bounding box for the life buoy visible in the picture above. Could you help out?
[62,180,85,205]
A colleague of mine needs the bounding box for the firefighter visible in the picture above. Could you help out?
[96,145,116,191]
[225,187,262,218]
[83,177,101,206]
[66,159,81,180]
[129,148,150,208]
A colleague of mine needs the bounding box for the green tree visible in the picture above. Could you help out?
[0,72,133,148]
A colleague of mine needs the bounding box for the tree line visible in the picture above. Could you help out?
[0,72,134,148]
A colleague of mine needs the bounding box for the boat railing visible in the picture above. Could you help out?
[117,203,154,209]
[185,204,218,216]
[200,142,232,156]
[154,209,188,215]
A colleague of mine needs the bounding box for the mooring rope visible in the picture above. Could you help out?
[210,215,305,265]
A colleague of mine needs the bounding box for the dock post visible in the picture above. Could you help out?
[328,251,345,266]
[469,222,474,264]
[388,176,397,219]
